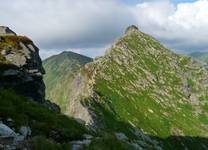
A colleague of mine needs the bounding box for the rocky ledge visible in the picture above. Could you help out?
[0,26,59,112]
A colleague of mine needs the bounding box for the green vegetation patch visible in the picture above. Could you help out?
[0,89,89,142]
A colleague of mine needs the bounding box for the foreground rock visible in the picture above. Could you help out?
[0,26,45,102]
[0,122,16,137]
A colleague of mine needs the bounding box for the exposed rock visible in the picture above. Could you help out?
[2,69,20,76]
[19,126,31,138]
[0,27,46,103]
[6,118,15,128]
[0,123,16,137]
[2,42,45,75]
[43,100,61,112]
[115,132,128,141]
[71,144,83,150]
[0,26,16,35]
[70,139,92,150]
[6,118,13,122]
[125,25,139,34]
[14,134,25,142]
[83,134,93,140]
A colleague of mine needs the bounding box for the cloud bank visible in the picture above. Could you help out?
[0,0,135,49]
[0,0,208,58]
[134,0,208,53]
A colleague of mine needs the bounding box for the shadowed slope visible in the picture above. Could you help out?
[43,51,92,112]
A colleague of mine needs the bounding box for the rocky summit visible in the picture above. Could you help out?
[0,26,45,102]
[44,25,208,149]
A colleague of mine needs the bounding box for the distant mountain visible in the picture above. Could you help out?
[43,51,92,112]
[189,52,208,63]
[44,25,208,149]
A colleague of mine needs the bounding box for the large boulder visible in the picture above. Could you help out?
[0,123,16,137]
[0,27,46,102]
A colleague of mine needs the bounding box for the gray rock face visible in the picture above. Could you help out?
[0,123,30,149]
[115,132,128,141]
[1,42,45,75]
[70,139,92,150]
[43,100,61,112]
[0,123,16,137]
[125,25,139,34]
[0,26,16,35]
[0,27,45,103]
[19,126,31,138]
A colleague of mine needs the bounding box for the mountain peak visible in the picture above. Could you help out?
[0,26,16,35]
[125,25,139,34]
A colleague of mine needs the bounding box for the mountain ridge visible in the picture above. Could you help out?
[43,26,208,149]
[43,51,93,112]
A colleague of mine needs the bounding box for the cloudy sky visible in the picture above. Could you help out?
[0,0,208,59]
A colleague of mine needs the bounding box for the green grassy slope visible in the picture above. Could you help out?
[0,89,88,147]
[43,51,92,112]
[75,28,208,148]
[0,90,141,149]
[0,90,88,140]
[42,28,208,149]
[92,31,208,135]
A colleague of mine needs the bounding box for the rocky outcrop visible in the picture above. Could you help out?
[0,121,31,149]
[0,27,45,103]
[0,26,16,36]
[125,25,139,34]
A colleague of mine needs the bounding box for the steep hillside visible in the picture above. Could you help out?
[43,51,92,112]
[58,25,208,149]
[0,26,91,149]
[190,52,208,63]
[0,26,145,150]
[0,89,90,149]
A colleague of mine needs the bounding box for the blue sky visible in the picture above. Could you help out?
[0,0,208,59]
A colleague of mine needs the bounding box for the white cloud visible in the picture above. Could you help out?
[133,0,208,52]
[0,0,135,49]
[39,49,61,60]
[39,46,107,60]
[1,0,208,59]
[40,48,81,60]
